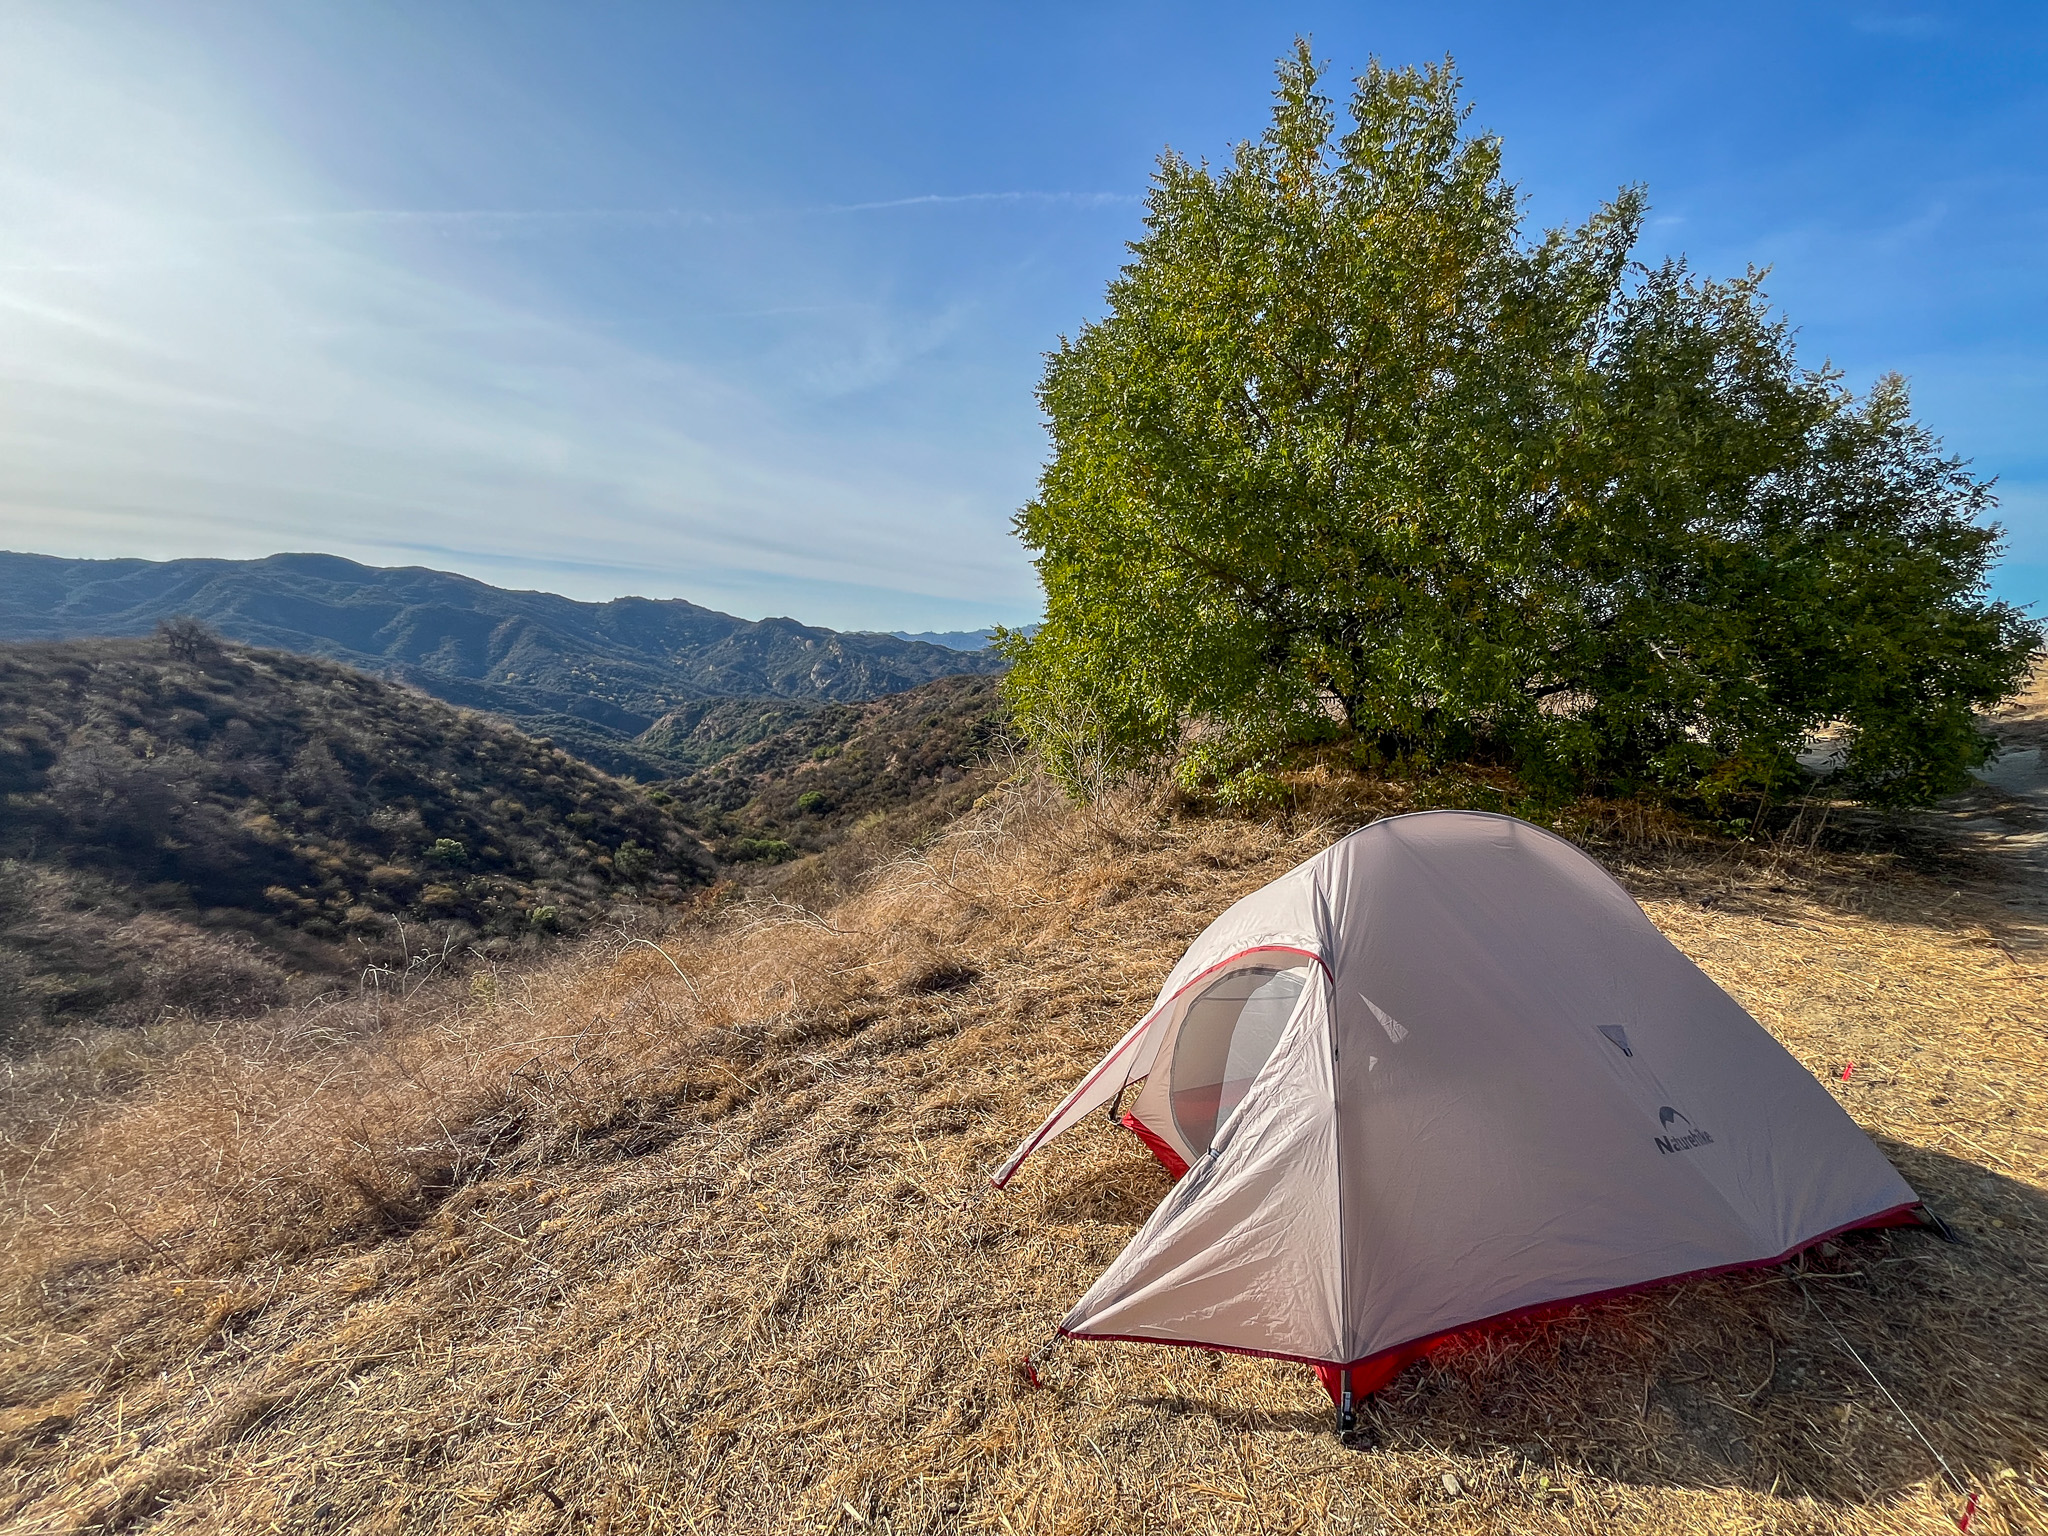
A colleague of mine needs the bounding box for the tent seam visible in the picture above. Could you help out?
[1326,959,1350,1377]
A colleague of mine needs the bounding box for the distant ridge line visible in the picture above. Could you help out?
[880,624,1037,652]
[0,551,1007,756]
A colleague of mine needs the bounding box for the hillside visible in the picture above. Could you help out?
[0,632,710,1038]
[667,673,1012,865]
[627,696,832,779]
[0,745,2042,1533]
[0,553,1008,777]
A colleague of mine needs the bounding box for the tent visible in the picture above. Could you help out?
[993,810,1927,1419]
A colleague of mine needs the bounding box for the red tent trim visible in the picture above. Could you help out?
[1062,1200,1926,1402]
[1118,1111,1190,1180]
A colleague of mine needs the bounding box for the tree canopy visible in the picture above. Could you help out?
[1002,46,2040,809]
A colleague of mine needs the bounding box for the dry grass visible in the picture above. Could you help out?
[2,763,2045,1536]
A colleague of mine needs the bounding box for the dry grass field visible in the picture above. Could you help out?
[3,688,2045,1534]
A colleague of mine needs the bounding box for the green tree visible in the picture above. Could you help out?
[1003,45,2039,809]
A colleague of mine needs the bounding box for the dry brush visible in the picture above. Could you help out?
[2,767,2045,1535]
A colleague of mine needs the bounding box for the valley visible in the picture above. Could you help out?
[0,552,1007,780]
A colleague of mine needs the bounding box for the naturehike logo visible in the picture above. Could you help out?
[1362,996,1408,1044]
[1655,1105,1714,1154]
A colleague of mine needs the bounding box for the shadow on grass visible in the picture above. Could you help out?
[1063,1139,2046,1511]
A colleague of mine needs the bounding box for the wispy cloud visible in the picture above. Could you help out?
[825,191,1139,214]
[0,11,1050,629]
[218,189,1138,236]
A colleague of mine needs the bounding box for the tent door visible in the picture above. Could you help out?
[1167,962,1309,1154]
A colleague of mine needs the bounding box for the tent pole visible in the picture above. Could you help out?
[1338,1373,1354,1435]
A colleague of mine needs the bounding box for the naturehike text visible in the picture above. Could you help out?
[1655,1128,1715,1154]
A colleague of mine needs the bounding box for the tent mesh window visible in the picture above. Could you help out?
[1168,964,1309,1154]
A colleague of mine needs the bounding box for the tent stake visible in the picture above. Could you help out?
[1918,1204,1962,1244]
[1338,1374,1355,1435]
[1021,1332,1063,1390]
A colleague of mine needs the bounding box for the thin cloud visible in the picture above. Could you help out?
[223,191,1139,233]
[825,191,1139,214]
[0,14,1049,630]
[231,207,723,230]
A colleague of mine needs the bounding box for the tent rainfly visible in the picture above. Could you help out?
[994,811,1932,1424]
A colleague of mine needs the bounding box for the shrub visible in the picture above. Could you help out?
[1004,46,2041,809]
[0,635,715,1025]
[155,615,222,665]
[1173,747,1290,812]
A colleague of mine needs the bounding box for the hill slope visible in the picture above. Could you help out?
[0,552,1007,754]
[0,770,2041,1533]
[0,633,710,1036]
[667,673,1012,864]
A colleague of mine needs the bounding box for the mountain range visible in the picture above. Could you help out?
[888,626,1007,650]
[0,551,1008,778]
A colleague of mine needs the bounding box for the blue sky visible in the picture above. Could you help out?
[0,3,2040,630]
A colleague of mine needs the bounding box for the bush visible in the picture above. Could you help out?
[1173,746,1289,812]
[155,615,222,665]
[1004,46,2041,809]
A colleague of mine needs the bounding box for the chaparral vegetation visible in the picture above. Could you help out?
[2,699,2045,1532]
[0,628,710,1040]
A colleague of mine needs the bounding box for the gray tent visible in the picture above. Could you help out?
[996,811,1925,1410]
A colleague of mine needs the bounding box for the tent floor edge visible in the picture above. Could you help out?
[1118,1111,1190,1179]
[1314,1350,1429,1409]
[1307,1199,1929,1411]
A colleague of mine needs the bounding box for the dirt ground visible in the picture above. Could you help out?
[1946,664,2048,926]
[1,695,2044,1535]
